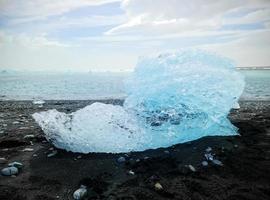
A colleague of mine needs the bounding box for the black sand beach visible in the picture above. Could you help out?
[0,100,270,200]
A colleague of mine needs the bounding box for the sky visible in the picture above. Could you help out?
[0,0,270,71]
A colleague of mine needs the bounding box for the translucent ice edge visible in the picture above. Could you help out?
[33,50,245,153]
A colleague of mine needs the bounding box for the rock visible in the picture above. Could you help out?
[188,164,196,172]
[23,148,34,152]
[117,156,126,163]
[128,170,135,175]
[0,157,7,164]
[8,161,23,169]
[202,161,208,167]
[1,166,18,176]
[205,147,212,152]
[73,185,87,200]
[212,159,223,166]
[164,150,170,154]
[47,150,58,158]
[23,134,35,139]
[204,153,214,161]
[154,182,163,190]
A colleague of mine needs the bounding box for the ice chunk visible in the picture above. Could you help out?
[33,50,245,153]
[33,102,147,153]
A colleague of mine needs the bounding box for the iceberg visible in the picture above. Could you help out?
[33,50,245,153]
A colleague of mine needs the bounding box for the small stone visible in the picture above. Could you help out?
[8,162,23,169]
[49,147,54,151]
[23,148,34,152]
[136,159,140,162]
[234,144,238,148]
[117,156,126,163]
[0,157,7,164]
[128,170,135,175]
[47,150,58,158]
[144,156,150,160]
[1,166,18,176]
[73,185,87,200]
[188,164,196,172]
[12,121,20,124]
[77,155,82,159]
[204,153,214,161]
[205,147,212,152]
[202,161,208,167]
[164,150,170,154]
[154,182,163,190]
[33,154,38,157]
[23,134,35,139]
[212,159,223,166]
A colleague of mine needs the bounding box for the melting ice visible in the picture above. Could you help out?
[33,50,245,153]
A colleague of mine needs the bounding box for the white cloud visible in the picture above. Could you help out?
[0,0,121,18]
[106,0,270,35]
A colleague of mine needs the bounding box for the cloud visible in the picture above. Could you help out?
[106,0,270,35]
[0,0,121,19]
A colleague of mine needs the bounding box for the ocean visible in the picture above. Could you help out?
[0,69,269,101]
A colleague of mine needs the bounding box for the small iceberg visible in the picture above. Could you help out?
[33,50,245,153]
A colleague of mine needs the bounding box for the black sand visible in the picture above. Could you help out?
[0,100,270,200]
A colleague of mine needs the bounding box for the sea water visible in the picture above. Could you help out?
[0,69,269,101]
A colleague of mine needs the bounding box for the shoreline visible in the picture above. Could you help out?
[0,100,270,199]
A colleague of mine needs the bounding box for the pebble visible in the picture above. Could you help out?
[49,147,54,151]
[23,148,34,152]
[1,166,18,176]
[73,185,87,200]
[0,157,7,164]
[212,159,223,166]
[204,153,214,161]
[117,156,126,163]
[12,121,20,124]
[128,170,135,175]
[234,144,238,148]
[205,147,212,152]
[8,161,23,169]
[154,182,163,190]
[164,150,170,154]
[188,164,196,172]
[47,150,58,158]
[77,155,82,159]
[33,154,38,157]
[202,161,208,167]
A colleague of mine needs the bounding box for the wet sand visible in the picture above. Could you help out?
[0,100,270,200]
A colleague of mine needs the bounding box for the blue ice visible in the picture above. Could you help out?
[33,50,245,153]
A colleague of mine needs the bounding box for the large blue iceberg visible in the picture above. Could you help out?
[33,50,245,153]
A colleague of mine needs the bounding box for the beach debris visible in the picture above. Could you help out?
[205,147,212,152]
[232,102,240,109]
[117,156,126,163]
[204,153,214,161]
[202,161,208,167]
[0,157,7,164]
[73,185,87,200]
[1,166,19,176]
[211,159,223,166]
[47,150,58,158]
[128,170,135,175]
[188,164,196,172]
[24,134,35,139]
[22,148,34,152]
[154,182,163,191]
[8,161,23,169]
